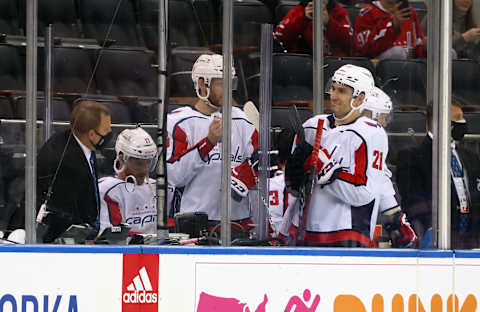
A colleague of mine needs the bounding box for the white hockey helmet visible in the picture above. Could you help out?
[363,87,392,116]
[330,64,374,98]
[114,127,158,176]
[115,127,157,160]
[191,54,237,100]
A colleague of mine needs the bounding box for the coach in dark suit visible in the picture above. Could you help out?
[37,101,112,243]
[396,99,480,249]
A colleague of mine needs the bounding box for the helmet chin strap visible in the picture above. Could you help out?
[334,98,360,122]
[113,157,126,174]
[196,87,219,111]
[124,175,137,193]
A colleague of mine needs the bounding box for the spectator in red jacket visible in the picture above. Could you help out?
[274,0,353,56]
[353,0,425,59]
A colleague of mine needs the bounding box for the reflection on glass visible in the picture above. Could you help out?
[5,0,470,250]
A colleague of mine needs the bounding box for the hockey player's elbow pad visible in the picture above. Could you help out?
[231,161,258,202]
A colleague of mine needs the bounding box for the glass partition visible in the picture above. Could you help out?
[3,0,469,249]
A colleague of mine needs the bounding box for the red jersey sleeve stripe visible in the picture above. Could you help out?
[105,195,123,226]
[168,125,214,163]
[337,140,367,186]
[251,129,259,150]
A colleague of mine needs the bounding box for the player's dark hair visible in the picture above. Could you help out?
[70,101,110,135]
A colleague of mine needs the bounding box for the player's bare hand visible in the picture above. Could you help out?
[462,27,480,43]
[207,117,222,145]
[305,1,313,20]
[391,4,411,32]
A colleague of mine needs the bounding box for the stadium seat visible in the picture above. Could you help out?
[94,49,157,97]
[274,1,300,24]
[192,0,219,45]
[464,112,480,134]
[271,106,312,128]
[375,59,427,109]
[0,97,15,150]
[0,97,13,119]
[452,59,480,109]
[386,111,427,133]
[0,45,25,92]
[74,98,134,124]
[15,97,71,121]
[78,0,144,47]
[0,0,21,36]
[220,0,273,48]
[246,53,313,105]
[386,111,426,166]
[138,0,205,49]
[324,56,375,86]
[38,47,97,94]
[19,0,80,38]
[168,47,211,98]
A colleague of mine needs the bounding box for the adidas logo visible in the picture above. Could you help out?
[122,266,158,304]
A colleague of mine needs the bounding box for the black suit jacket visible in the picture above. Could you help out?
[37,129,99,243]
[396,135,480,248]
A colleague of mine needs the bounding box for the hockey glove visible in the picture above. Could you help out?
[316,148,341,185]
[384,211,418,248]
[285,141,313,194]
[231,161,258,202]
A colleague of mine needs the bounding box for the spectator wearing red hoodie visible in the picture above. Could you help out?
[274,0,353,56]
[353,0,425,59]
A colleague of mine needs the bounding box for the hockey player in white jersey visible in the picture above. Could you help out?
[362,87,417,247]
[166,54,259,233]
[285,64,384,247]
[97,127,158,237]
[268,129,295,236]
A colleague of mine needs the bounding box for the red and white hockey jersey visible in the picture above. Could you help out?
[269,170,287,234]
[166,106,258,221]
[273,3,353,56]
[353,1,424,58]
[292,114,390,246]
[98,177,157,236]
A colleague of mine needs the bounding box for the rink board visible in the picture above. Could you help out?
[0,246,478,312]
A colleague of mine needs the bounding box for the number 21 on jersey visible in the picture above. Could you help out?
[372,150,383,170]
